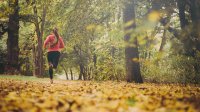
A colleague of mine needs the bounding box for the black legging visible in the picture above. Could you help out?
[47,51,60,79]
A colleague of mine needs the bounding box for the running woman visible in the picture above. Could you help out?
[43,27,65,84]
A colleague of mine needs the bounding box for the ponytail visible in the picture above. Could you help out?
[50,27,59,47]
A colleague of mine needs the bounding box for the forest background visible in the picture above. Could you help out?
[0,0,200,84]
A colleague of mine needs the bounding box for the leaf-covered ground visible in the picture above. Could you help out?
[0,77,200,112]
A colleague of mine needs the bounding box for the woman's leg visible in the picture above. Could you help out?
[49,63,53,80]
[47,52,54,83]
[52,52,61,69]
[47,51,60,84]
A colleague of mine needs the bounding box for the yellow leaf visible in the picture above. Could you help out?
[148,11,161,22]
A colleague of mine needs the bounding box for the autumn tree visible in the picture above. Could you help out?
[177,0,200,82]
[31,0,47,77]
[7,0,20,74]
[123,0,143,83]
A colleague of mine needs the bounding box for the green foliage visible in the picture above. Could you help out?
[141,52,197,83]
[1,0,200,83]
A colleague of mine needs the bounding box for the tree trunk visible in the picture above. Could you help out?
[32,44,36,76]
[159,15,171,52]
[190,0,200,51]
[159,29,167,52]
[7,0,20,74]
[177,0,189,29]
[175,0,200,57]
[65,70,69,80]
[87,67,92,80]
[62,65,68,80]
[79,64,85,80]
[189,0,200,83]
[70,68,73,80]
[92,53,97,79]
[177,0,195,56]
[25,56,31,76]
[32,0,47,77]
[123,0,143,83]
[177,0,200,83]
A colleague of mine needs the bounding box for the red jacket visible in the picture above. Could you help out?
[43,34,65,52]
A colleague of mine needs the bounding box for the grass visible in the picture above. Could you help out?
[0,75,47,82]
